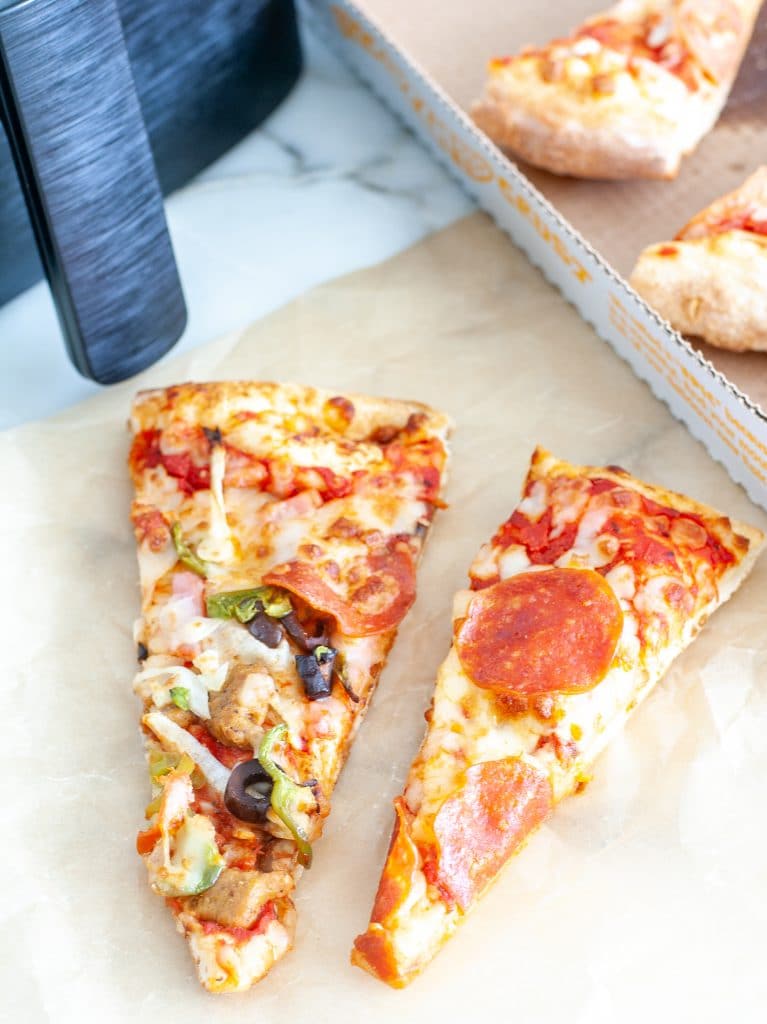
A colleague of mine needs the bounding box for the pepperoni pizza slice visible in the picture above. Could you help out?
[352,447,762,987]
[630,166,767,350]
[128,381,450,992]
[472,0,763,180]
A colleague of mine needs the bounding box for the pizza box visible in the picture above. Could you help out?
[300,0,767,510]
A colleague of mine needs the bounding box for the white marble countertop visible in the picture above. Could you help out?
[0,23,472,430]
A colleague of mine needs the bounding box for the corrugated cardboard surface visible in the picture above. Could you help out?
[4,214,767,1023]
[359,0,767,408]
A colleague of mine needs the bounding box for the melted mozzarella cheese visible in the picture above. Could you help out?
[196,445,236,564]
[498,546,531,578]
[516,480,547,520]
[633,574,678,617]
[384,861,451,969]
[571,34,600,56]
[558,504,616,568]
[605,562,637,601]
[147,806,222,897]
[200,623,295,676]
[279,435,382,475]
[469,541,500,582]
[149,594,220,655]
[137,466,184,515]
[226,416,384,478]
[136,544,178,609]
[134,661,227,720]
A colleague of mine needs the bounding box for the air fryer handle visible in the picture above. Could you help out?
[0,0,186,384]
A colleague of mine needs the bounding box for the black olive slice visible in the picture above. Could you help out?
[137,642,148,662]
[203,426,223,446]
[296,647,337,700]
[414,519,430,539]
[247,612,283,649]
[282,612,328,653]
[224,759,273,823]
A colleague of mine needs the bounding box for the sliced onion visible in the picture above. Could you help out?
[144,712,231,795]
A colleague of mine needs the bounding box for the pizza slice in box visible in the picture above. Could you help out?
[352,448,762,987]
[630,166,767,350]
[472,0,763,180]
[128,381,450,992]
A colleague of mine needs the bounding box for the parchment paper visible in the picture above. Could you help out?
[3,213,767,1024]
[360,0,767,409]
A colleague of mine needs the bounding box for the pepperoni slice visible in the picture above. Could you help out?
[455,568,623,697]
[263,540,416,637]
[433,757,553,911]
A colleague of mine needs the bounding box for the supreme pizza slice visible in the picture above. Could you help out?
[128,381,450,992]
[630,166,767,350]
[472,0,763,180]
[352,447,762,987]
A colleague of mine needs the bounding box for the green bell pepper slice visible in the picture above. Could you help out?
[206,586,292,622]
[258,724,314,868]
[171,522,209,578]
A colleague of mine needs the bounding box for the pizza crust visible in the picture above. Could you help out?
[630,232,767,351]
[131,380,453,445]
[629,167,767,351]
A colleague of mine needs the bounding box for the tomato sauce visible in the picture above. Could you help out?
[495,475,735,575]
[129,429,162,474]
[187,723,251,770]
[589,476,619,495]
[384,437,447,503]
[580,16,698,91]
[200,901,277,944]
[640,495,735,568]
[420,847,456,909]
[293,464,353,500]
[129,428,211,493]
[493,508,579,565]
[703,213,767,238]
[131,507,169,550]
